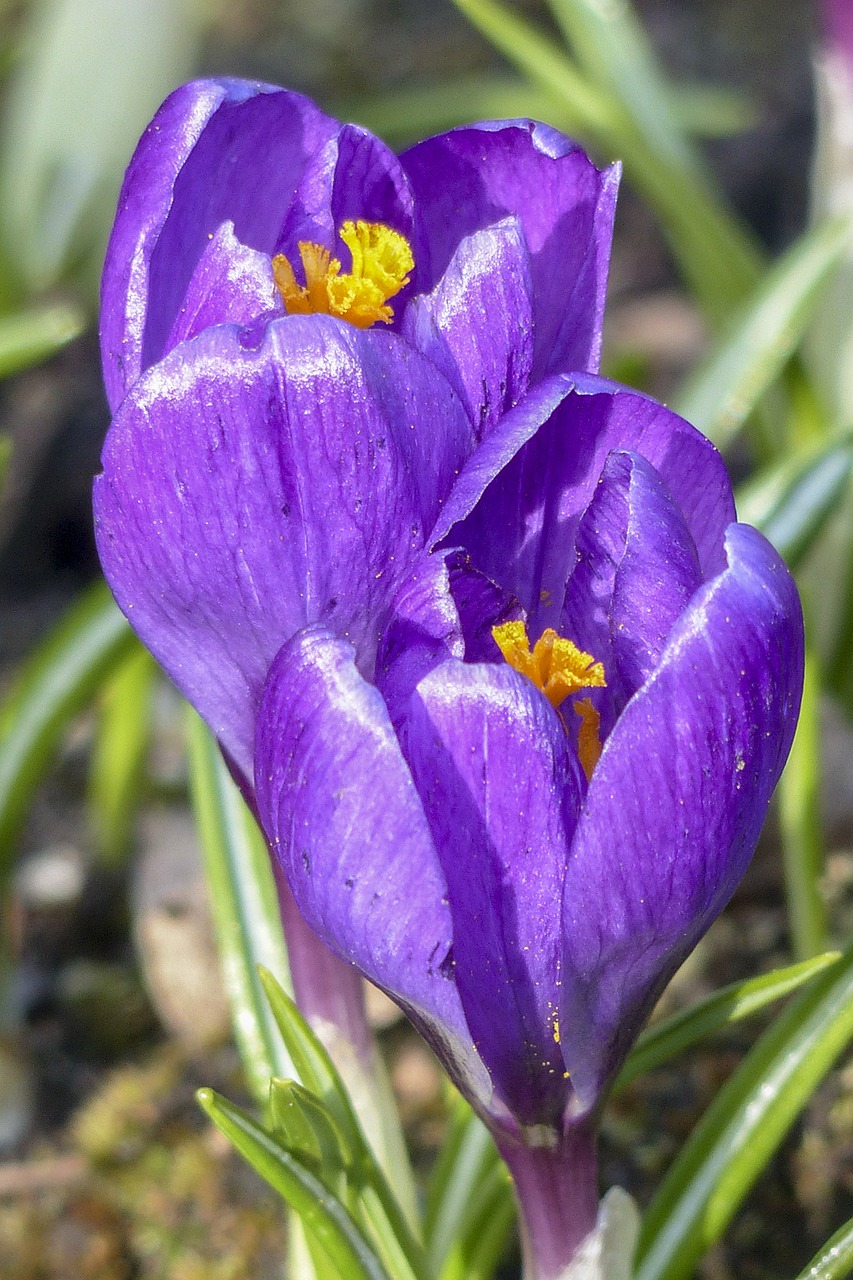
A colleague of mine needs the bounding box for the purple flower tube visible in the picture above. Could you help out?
[95,78,804,1278]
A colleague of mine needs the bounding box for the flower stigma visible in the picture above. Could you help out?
[273,220,414,328]
[492,620,606,781]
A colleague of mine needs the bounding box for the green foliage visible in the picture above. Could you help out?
[615,952,841,1090]
[88,647,157,864]
[636,943,853,1280]
[0,580,136,864]
[792,1218,853,1280]
[200,971,428,1280]
[186,713,294,1103]
[0,301,85,377]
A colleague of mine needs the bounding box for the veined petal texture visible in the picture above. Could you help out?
[94,316,474,782]
[558,523,804,1110]
[401,122,619,379]
[101,78,340,409]
[255,626,491,1107]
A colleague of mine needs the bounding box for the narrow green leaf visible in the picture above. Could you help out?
[197,1088,390,1280]
[424,1096,503,1275]
[446,0,623,135]
[448,0,763,324]
[258,969,427,1280]
[669,85,758,139]
[0,0,200,293]
[0,436,11,489]
[675,217,853,448]
[741,436,853,570]
[187,713,293,1104]
[259,966,365,1147]
[635,943,853,1280]
[0,579,136,863]
[437,1158,515,1280]
[269,1076,353,1176]
[779,646,827,961]
[88,646,156,864]
[348,76,754,150]
[615,951,840,1090]
[793,1217,853,1280]
[545,0,703,177]
[0,302,85,378]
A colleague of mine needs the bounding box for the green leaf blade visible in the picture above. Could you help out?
[675,217,853,449]
[197,1088,390,1280]
[615,951,840,1090]
[793,1218,853,1280]
[187,712,293,1104]
[0,580,136,863]
[88,646,156,864]
[635,944,853,1280]
[0,302,85,378]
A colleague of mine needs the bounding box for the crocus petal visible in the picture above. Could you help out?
[562,451,703,713]
[401,122,619,378]
[164,221,280,350]
[558,523,804,1111]
[94,316,474,782]
[255,626,490,1104]
[400,219,534,438]
[402,659,584,1125]
[100,78,340,409]
[276,123,416,264]
[432,377,735,635]
[375,552,465,727]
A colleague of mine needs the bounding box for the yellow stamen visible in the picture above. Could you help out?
[272,220,414,329]
[574,698,603,783]
[492,620,605,709]
[492,619,606,782]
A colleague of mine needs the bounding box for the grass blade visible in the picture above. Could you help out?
[739,435,853,570]
[793,1218,853,1280]
[186,711,293,1103]
[197,1088,390,1280]
[424,1096,504,1276]
[0,301,85,377]
[448,0,762,323]
[779,646,828,960]
[614,951,840,1090]
[675,217,853,448]
[88,646,156,864]
[0,579,136,862]
[258,970,427,1280]
[545,0,702,176]
[635,943,853,1280]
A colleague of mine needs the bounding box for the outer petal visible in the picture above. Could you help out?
[402,660,584,1125]
[94,315,474,782]
[559,523,804,1111]
[400,220,534,438]
[562,451,703,717]
[255,627,489,1104]
[401,122,619,378]
[100,78,340,409]
[431,377,735,635]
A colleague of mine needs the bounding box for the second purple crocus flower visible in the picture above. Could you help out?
[94,77,804,1278]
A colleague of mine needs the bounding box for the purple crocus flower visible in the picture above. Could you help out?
[251,376,803,1274]
[94,79,804,1277]
[94,78,618,1076]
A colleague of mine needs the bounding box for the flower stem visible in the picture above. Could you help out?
[272,861,419,1227]
[496,1121,599,1280]
[274,865,373,1063]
